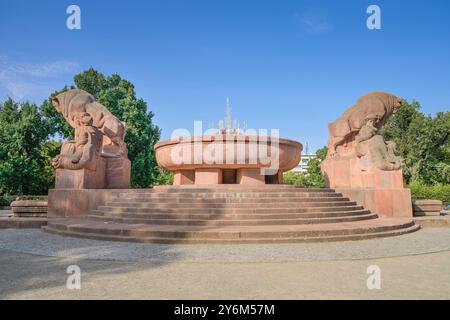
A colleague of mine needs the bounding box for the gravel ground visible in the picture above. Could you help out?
[0,228,450,263]
[1,248,450,299]
[1,228,450,299]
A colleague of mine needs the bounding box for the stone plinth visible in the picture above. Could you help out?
[55,158,106,189]
[237,168,265,185]
[322,157,412,218]
[322,156,404,189]
[173,170,195,185]
[54,157,131,189]
[48,189,117,218]
[11,200,48,217]
[195,169,222,185]
[105,157,131,189]
[334,187,412,218]
[412,199,443,216]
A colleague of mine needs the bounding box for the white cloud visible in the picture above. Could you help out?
[0,55,79,101]
[8,61,79,78]
[294,12,333,35]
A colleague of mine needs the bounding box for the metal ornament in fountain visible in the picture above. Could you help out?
[154,98,303,185]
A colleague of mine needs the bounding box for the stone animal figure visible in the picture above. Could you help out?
[52,112,103,170]
[355,135,403,171]
[327,92,403,157]
[52,89,128,157]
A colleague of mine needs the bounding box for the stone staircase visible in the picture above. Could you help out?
[42,185,419,243]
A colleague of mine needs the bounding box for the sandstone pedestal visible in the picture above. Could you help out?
[11,200,48,217]
[195,169,222,185]
[55,158,106,189]
[54,157,131,189]
[322,157,412,218]
[412,199,443,216]
[237,168,265,185]
[48,189,116,218]
[105,157,131,189]
[173,170,195,185]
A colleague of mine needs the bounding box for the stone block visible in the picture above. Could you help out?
[48,189,114,218]
[412,199,443,216]
[11,200,48,217]
[336,187,413,218]
[173,170,195,185]
[237,168,265,185]
[195,169,222,185]
[105,157,131,188]
[55,158,106,189]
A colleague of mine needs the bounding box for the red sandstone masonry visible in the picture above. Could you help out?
[44,186,419,243]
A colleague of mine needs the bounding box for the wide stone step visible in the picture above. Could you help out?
[42,218,419,243]
[91,209,371,220]
[107,188,336,196]
[109,195,346,202]
[153,186,335,192]
[96,204,363,214]
[105,199,353,208]
[111,192,343,200]
[87,212,377,226]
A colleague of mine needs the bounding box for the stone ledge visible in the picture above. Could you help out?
[0,217,47,229]
[414,216,450,228]
[11,200,48,218]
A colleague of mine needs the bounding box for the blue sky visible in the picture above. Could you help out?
[1,0,449,152]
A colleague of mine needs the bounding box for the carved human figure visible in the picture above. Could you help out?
[52,89,127,157]
[327,92,403,157]
[52,112,102,170]
[355,134,403,171]
[355,116,379,144]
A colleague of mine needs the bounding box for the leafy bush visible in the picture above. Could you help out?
[152,168,174,186]
[283,171,325,188]
[0,195,16,206]
[408,182,450,205]
[283,171,308,186]
[283,146,327,188]
[0,195,48,206]
[15,195,48,201]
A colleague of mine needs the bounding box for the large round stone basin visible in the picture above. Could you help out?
[154,135,302,185]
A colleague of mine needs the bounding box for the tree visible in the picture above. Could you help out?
[283,146,328,187]
[41,68,162,187]
[304,146,327,187]
[381,100,450,184]
[41,86,75,139]
[0,98,57,195]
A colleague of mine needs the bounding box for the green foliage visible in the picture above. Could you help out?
[41,86,75,139]
[0,98,57,195]
[43,68,162,188]
[0,194,16,206]
[381,100,450,185]
[153,168,174,186]
[283,146,328,188]
[283,171,309,186]
[0,194,47,206]
[408,182,450,205]
[15,195,48,201]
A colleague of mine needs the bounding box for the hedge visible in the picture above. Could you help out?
[407,183,450,205]
[0,195,16,206]
[0,195,48,206]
